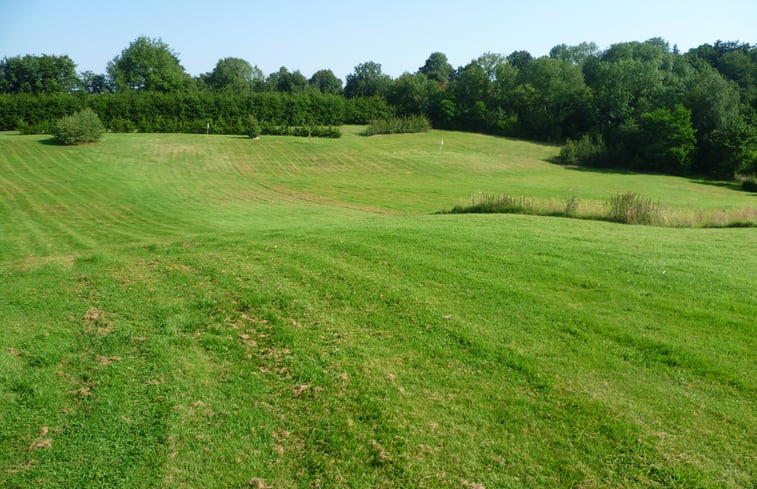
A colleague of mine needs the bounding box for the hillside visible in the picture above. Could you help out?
[1,129,755,488]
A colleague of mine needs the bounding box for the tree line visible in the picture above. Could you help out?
[2,36,756,177]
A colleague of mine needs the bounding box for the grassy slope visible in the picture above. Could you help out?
[0,129,755,488]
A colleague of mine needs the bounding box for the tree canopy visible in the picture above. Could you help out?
[107,36,192,92]
[3,36,757,177]
[203,57,263,92]
[0,54,78,94]
[344,62,392,98]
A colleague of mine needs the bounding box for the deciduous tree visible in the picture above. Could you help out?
[107,36,192,92]
[204,57,262,92]
[309,69,343,94]
[344,62,392,98]
[0,54,78,94]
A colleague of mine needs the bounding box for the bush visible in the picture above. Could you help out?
[52,108,105,145]
[741,176,757,192]
[365,115,431,136]
[607,192,658,224]
[560,134,607,166]
[247,115,262,138]
[260,124,341,138]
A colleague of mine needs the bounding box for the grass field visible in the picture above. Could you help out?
[1,127,755,488]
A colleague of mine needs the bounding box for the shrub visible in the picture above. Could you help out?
[560,134,607,167]
[741,175,757,192]
[247,115,262,139]
[365,115,431,136]
[53,108,105,145]
[17,118,52,135]
[260,124,341,138]
[607,192,658,224]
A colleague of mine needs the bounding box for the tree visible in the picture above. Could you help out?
[549,42,599,66]
[266,67,307,93]
[204,57,262,92]
[388,72,439,115]
[635,105,696,173]
[512,57,592,140]
[418,52,453,83]
[0,54,79,94]
[79,71,112,94]
[107,36,192,92]
[453,61,490,130]
[309,69,343,94]
[506,50,534,70]
[475,52,508,81]
[344,62,392,98]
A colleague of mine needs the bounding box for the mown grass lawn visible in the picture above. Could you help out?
[1,129,755,488]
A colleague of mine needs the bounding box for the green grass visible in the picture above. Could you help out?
[1,128,755,488]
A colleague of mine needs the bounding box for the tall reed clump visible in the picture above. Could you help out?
[364,115,431,136]
[607,192,659,225]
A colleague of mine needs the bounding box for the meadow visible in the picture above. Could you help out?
[1,127,755,488]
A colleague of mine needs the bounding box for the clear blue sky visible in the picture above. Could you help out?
[2,0,755,81]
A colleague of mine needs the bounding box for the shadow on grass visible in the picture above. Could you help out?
[37,137,63,146]
[687,178,746,192]
[548,158,753,194]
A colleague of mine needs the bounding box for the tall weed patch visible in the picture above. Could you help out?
[607,192,659,225]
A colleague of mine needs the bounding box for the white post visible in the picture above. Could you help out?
[439,139,444,153]
[206,122,210,136]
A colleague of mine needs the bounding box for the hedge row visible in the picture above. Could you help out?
[0,92,394,134]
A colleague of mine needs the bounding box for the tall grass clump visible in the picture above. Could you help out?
[448,193,529,214]
[607,192,659,224]
[52,108,105,145]
[365,115,431,136]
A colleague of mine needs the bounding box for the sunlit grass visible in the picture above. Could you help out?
[1,129,755,488]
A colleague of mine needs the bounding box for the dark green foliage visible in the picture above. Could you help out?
[741,175,757,192]
[266,66,308,93]
[343,96,394,124]
[261,125,341,138]
[560,134,608,167]
[418,52,454,83]
[309,69,343,94]
[79,71,113,94]
[345,62,392,98]
[203,57,263,92]
[52,108,105,145]
[364,115,431,136]
[246,115,262,138]
[608,192,658,224]
[0,54,79,94]
[107,36,192,92]
[634,105,696,173]
[388,73,440,116]
[0,91,357,134]
[696,120,757,177]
